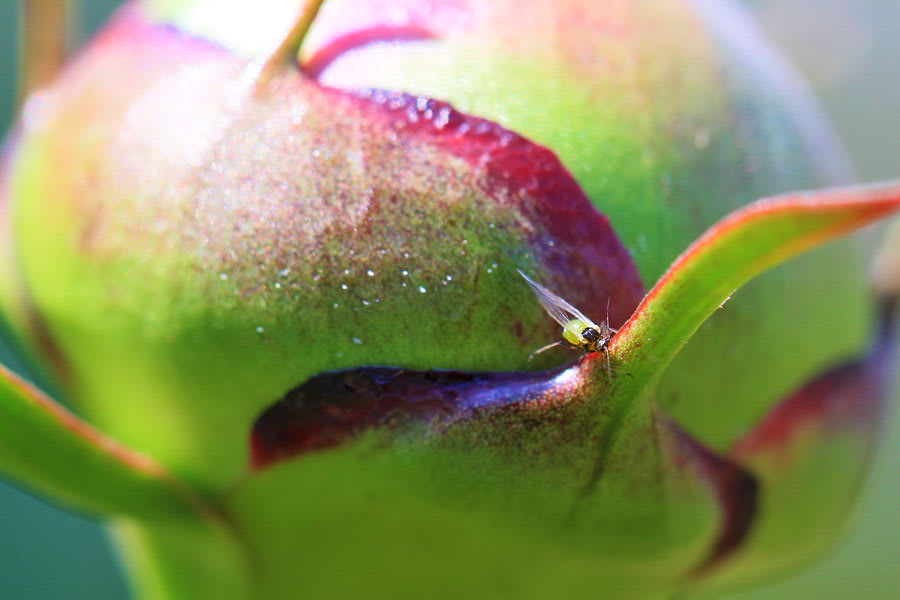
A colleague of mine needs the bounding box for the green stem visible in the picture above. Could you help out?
[611,181,900,386]
[246,0,326,92]
[585,181,900,494]
[0,362,218,521]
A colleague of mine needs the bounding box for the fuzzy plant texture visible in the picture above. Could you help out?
[1,1,900,599]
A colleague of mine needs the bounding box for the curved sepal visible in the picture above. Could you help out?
[579,183,900,515]
[0,362,213,520]
[612,181,900,383]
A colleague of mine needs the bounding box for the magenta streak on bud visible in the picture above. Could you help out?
[732,298,897,461]
[658,415,758,574]
[338,88,646,327]
[250,363,586,469]
[303,26,438,80]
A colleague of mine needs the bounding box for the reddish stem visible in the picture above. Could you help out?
[19,0,69,104]
[302,25,437,80]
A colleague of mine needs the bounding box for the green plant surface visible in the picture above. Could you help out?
[2,1,900,599]
[0,362,209,519]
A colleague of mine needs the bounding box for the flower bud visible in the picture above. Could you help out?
[0,1,896,598]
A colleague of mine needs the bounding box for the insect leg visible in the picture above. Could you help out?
[599,349,633,378]
[528,340,568,361]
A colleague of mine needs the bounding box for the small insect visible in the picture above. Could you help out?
[518,268,617,365]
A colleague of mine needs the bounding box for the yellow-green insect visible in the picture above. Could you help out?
[518,269,616,361]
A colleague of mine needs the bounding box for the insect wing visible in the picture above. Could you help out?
[517,269,597,329]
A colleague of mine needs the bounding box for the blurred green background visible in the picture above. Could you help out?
[0,1,898,598]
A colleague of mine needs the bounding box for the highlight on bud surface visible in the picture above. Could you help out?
[0,1,898,599]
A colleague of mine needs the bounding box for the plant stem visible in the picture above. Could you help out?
[19,0,69,106]
[246,0,326,92]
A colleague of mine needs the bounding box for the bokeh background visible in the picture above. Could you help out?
[0,1,898,598]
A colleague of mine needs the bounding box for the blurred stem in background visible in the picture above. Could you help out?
[18,0,70,106]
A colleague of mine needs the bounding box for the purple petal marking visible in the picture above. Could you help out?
[658,414,759,574]
[251,362,588,469]
[339,88,646,327]
[733,297,897,460]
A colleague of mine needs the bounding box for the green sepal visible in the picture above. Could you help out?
[0,361,212,520]
[613,181,900,383]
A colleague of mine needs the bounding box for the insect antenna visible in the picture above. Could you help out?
[605,296,620,333]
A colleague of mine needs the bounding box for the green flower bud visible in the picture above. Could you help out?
[0,1,898,599]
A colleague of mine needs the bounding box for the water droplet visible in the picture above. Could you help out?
[333,302,340,308]
[341,283,349,290]
[219,273,228,281]
[418,285,427,293]
[445,274,453,281]
[401,282,407,287]
[256,326,264,333]
[401,270,409,277]
[362,299,371,306]
[279,268,291,277]
[352,337,363,344]
[312,274,320,282]
[274,282,282,289]
[434,107,451,129]
[489,222,495,229]
[367,269,375,277]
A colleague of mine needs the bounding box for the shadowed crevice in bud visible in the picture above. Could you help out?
[250,362,587,469]
[657,415,759,575]
[303,26,439,80]
[341,88,646,327]
[732,296,897,460]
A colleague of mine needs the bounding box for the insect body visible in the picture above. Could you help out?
[518,269,616,360]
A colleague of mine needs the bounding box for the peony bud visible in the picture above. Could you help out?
[0,1,898,598]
